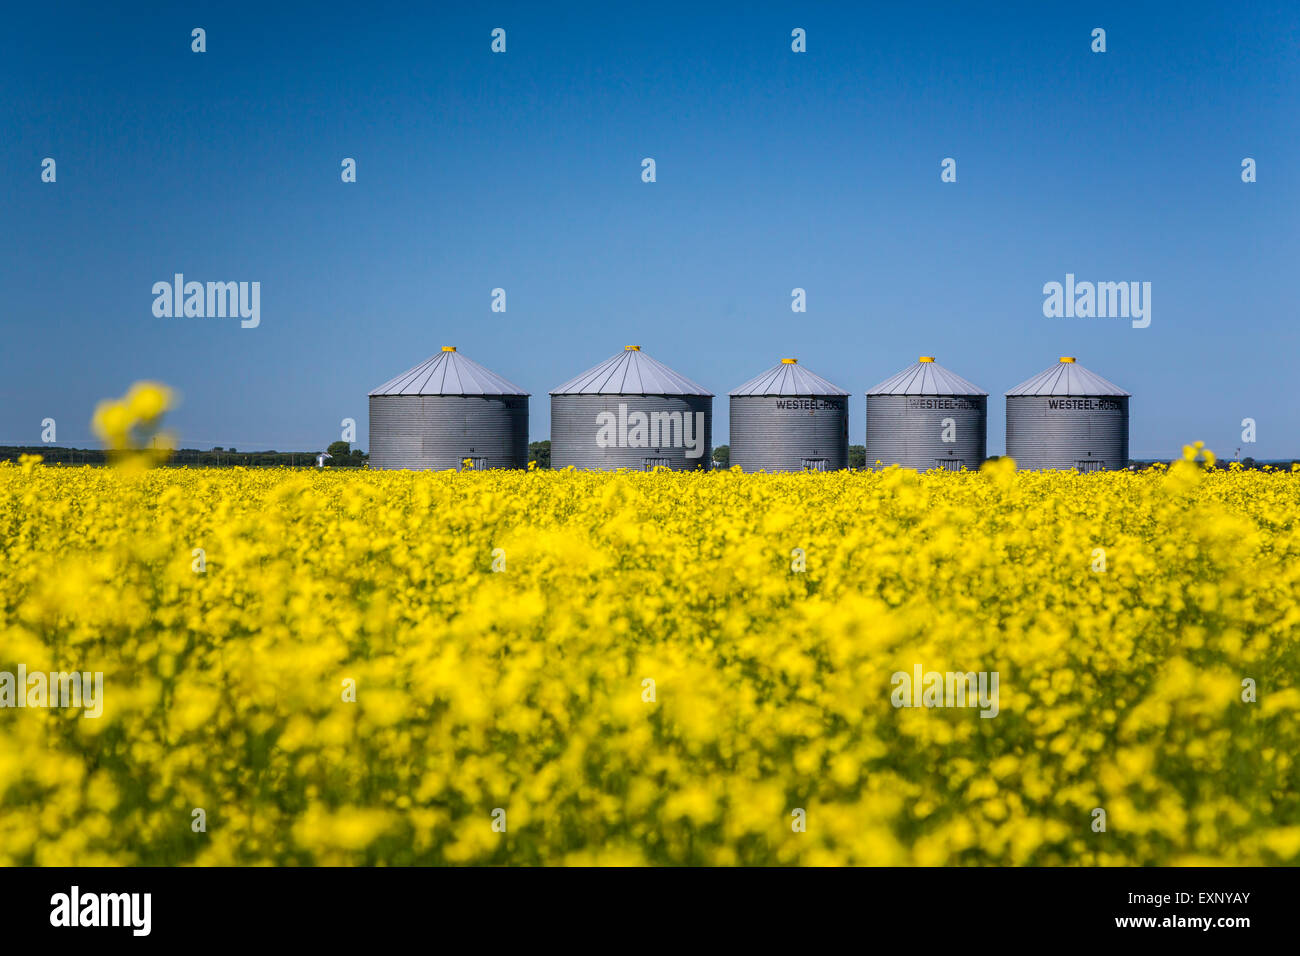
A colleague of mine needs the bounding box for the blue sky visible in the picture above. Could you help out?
[2,1,1297,457]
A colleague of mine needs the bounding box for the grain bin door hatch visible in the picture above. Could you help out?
[1076,460,1105,473]
[801,458,829,472]
[933,459,962,472]
[460,456,488,472]
[643,457,670,471]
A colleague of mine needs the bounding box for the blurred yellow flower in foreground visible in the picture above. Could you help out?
[91,381,176,470]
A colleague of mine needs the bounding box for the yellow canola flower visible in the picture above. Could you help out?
[91,401,133,449]
[0,455,1296,866]
[125,382,173,424]
[90,381,177,469]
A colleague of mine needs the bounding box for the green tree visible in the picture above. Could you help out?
[848,445,866,469]
[325,440,352,466]
[712,445,730,469]
[529,440,551,469]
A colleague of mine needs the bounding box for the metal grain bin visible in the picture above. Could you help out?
[728,359,849,472]
[1005,357,1130,471]
[550,346,712,470]
[865,356,988,470]
[368,346,529,470]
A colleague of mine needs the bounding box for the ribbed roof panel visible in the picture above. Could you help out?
[550,349,712,396]
[729,360,849,396]
[1005,360,1130,396]
[369,350,529,396]
[867,359,987,396]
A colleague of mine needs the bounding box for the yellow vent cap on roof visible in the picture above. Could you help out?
[919,356,935,363]
[781,358,797,364]
[441,346,457,352]
[1060,356,1076,363]
[625,345,641,351]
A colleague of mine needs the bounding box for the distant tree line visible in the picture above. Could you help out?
[0,445,365,468]
[324,441,368,467]
[6,442,1296,472]
[1127,458,1299,471]
[514,444,1300,473]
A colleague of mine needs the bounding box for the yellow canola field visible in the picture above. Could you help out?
[1,460,1299,866]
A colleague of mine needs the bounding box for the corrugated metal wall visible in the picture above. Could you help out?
[865,395,987,470]
[368,395,529,470]
[551,395,712,470]
[729,396,848,472]
[1005,396,1129,470]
